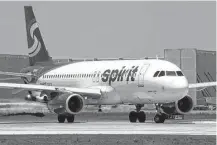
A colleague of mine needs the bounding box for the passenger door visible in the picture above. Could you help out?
[92,70,101,83]
[138,64,149,87]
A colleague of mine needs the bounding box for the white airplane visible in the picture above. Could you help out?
[0,6,216,123]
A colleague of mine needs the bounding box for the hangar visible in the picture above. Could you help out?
[0,48,216,106]
[164,48,216,105]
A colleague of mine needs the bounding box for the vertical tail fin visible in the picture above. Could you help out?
[24,6,51,66]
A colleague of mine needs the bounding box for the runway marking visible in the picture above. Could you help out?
[192,121,216,124]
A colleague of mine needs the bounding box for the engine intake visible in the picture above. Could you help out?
[175,95,193,114]
[65,94,84,114]
[160,96,194,115]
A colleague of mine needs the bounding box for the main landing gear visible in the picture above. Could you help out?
[98,105,102,112]
[129,104,146,123]
[58,114,75,123]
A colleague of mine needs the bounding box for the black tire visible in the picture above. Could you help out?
[66,115,75,123]
[154,114,165,123]
[138,111,146,123]
[58,115,65,123]
[129,111,137,123]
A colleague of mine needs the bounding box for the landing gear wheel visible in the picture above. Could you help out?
[138,111,146,123]
[98,105,102,112]
[58,115,65,123]
[129,111,137,123]
[66,115,75,123]
[154,114,166,123]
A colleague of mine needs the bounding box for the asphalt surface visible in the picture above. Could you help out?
[0,120,215,135]
[0,112,215,145]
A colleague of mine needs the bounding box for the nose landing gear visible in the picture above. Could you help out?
[154,104,167,123]
[154,113,166,123]
[129,104,146,123]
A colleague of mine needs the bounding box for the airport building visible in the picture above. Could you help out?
[0,48,216,106]
[164,48,216,105]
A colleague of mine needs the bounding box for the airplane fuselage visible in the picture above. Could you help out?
[33,59,189,105]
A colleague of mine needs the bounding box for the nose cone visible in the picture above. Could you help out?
[164,77,189,94]
[172,77,188,90]
[161,77,189,101]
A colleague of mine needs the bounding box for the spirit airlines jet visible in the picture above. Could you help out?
[0,6,216,123]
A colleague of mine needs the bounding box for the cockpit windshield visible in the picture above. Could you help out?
[166,71,176,76]
[158,71,165,77]
[153,71,184,77]
[176,71,184,76]
[153,71,160,77]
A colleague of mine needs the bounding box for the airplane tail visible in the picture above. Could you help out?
[24,6,52,66]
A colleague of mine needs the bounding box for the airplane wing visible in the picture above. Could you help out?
[189,82,217,89]
[0,77,21,81]
[0,71,34,78]
[0,82,101,99]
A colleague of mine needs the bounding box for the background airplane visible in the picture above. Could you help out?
[0,6,216,123]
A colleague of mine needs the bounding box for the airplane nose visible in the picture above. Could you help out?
[164,77,188,92]
[172,78,188,89]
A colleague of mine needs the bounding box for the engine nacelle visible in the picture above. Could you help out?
[175,95,194,114]
[65,94,84,115]
[160,96,194,115]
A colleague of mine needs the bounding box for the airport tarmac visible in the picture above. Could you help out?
[0,114,216,145]
[0,114,216,135]
[0,121,215,135]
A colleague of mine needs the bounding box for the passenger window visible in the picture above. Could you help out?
[158,71,165,77]
[153,71,160,77]
[176,71,184,76]
[166,71,176,76]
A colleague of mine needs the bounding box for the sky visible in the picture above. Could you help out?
[0,1,215,59]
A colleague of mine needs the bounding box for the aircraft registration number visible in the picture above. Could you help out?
[168,114,184,120]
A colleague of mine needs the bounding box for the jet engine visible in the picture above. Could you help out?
[160,96,194,115]
[65,94,84,114]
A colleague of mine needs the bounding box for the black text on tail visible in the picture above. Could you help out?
[24,6,51,66]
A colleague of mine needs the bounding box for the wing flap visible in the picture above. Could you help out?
[0,82,102,98]
[189,82,217,88]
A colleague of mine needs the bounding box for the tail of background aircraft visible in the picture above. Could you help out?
[24,6,51,66]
